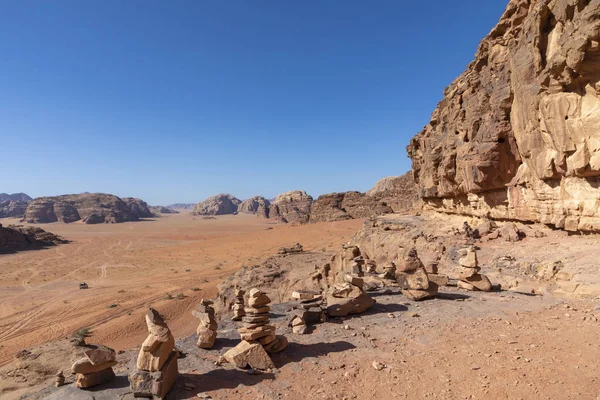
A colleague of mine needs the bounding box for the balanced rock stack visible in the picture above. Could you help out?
[425,260,449,287]
[240,289,288,353]
[350,256,366,276]
[71,345,117,389]
[456,246,492,292]
[231,289,246,321]
[379,261,396,280]
[193,299,217,349]
[365,260,377,274]
[129,308,178,399]
[288,290,326,334]
[396,248,438,301]
[326,274,375,317]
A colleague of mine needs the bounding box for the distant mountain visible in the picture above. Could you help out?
[166,203,195,210]
[0,193,32,202]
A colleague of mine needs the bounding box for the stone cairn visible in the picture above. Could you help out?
[425,258,450,287]
[380,261,396,280]
[222,288,288,370]
[350,255,365,276]
[55,371,65,387]
[396,248,438,301]
[365,260,377,274]
[71,344,116,389]
[231,288,246,321]
[456,246,492,291]
[288,290,326,334]
[129,308,178,399]
[193,299,217,349]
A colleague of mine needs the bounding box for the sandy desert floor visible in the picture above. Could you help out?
[0,213,363,366]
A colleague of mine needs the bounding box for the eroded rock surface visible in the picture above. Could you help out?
[238,196,271,218]
[310,191,393,223]
[366,173,419,213]
[22,193,151,224]
[408,0,600,232]
[0,200,29,218]
[0,224,67,253]
[269,191,313,224]
[192,194,241,216]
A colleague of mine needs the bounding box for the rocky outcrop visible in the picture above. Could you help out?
[309,191,393,223]
[149,206,179,215]
[238,196,271,218]
[269,191,313,224]
[166,203,195,210]
[366,173,419,213]
[0,200,29,218]
[0,193,32,202]
[191,194,241,216]
[407,0,600,232]
[22,193,150,224]
[0,224,67,253]
[122,198,153,219]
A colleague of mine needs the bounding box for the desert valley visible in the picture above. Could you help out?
[2,0,600,399]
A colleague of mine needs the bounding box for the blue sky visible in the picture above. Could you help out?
[0,1,508,205]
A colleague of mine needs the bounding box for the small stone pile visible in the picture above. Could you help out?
[396,248,438,301]
[379,261,396,280]
[365,260,377,274]
[456,246,492,291]
[129,308,178,399]
[278,243,304,254]
[326,273,375,317]
[55,371,65,387]
[425,260,449,287]
[71,344,117,389]
[193,299,217,349]
[288,290,326,334]
[222,288,288,370]
[350,256,365,276]
[231,288,246,321]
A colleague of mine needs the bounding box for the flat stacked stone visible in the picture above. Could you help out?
[193,299,217,349]
[425,260,450,287]
[396,248,438,301]
[365,260,377,274]
[231,289,246,321]
[288,291,326,334]
[456,246,492,291]
[379,261,396,280]
[350,256,365,276]
[71,344,116,389]
[129,308,178,399]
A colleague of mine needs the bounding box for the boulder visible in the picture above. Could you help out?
[326,283,375,317]
[75,368,115,389]
[72,359,117,374]
[407,0,600,233]
[222,340,275,370]
[192,193,241,216]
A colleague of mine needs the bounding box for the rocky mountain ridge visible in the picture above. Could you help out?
[0,193,32,202]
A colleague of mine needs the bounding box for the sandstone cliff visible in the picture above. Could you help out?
[0,200,29,218]
[269,191,313,224]
[408,0,600,232]
[191,194,241,215]
[122,197,154,219]
[149,206,179,215]
[366,172,419,213]
[22,193,151,224]
[238,196,271,218]
[0,193,32,202]
[309,191,393,223]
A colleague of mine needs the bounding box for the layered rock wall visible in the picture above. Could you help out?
[408,0,600,232]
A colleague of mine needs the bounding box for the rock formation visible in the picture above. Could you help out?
[269,190,313,223]
[149,205,179,215]
[122,197,154,219]
[166,203,195,210]
[396,248,438,301]
[71,344,116,389]
[0,192,32,202]
[456,246,493,292]
[408,0,600,232]
[193,299,217,349]
[191,193,241,216]
[231,289,246,321]
[325,279,376,317]
[238,196,271,218]
[22,193,151,224]
[309,191,394,223]
[366,172,419,213]
[288,291,326,334]
[0,224,67,253]
[0,200,29,218]
[129,308,178,399]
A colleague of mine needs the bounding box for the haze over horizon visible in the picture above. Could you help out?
[1,0,509,205]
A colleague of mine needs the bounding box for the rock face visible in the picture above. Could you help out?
[22,193,150,224]
[269,191,313,223]
[408,0,600,232]
[149,206,179,215]
[310,191,393,223]
[122,198,153,219]
[0,224,67,253]
[366,173,419,213]
[192,194,241,216]
[0,200,29,218]
[238,196,271,218]
[0,193,32,202]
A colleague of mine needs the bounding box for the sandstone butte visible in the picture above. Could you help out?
[408,0,600,232]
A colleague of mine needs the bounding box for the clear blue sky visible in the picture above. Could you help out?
[1,1,508,205]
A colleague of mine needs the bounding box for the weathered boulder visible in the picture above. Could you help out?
[366,173,419,213]
[269,191,313,224]
[407,0,600,232]
[309,191,393,223]
[191,193,241,216]
[238,196,271,218]
[325,283,375,317]
[22,193,149,224]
